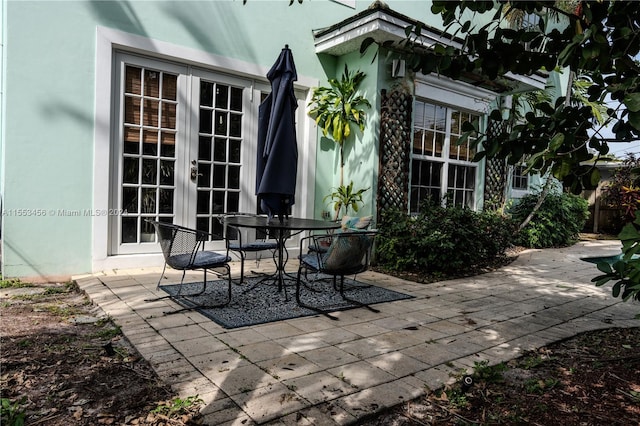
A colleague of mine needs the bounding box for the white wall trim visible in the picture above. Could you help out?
[92,26,318,273]
[415,73,496,113]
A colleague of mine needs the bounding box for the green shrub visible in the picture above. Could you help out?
[376,201,516,274]
[509,190,589,248]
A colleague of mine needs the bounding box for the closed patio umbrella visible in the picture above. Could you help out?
[256,45,298,222]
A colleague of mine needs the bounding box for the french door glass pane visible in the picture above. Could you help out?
[196,80,243,239]
[120,64,178,244]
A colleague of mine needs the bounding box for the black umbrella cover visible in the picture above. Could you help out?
[256,45,298,222]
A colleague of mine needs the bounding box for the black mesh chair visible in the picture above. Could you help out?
[296,230,379,319]
[219,213,279,284]
[146,220,232,313]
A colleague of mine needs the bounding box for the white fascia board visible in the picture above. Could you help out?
[503,71,547,92]
[415,73,496,113]
[314,10,462,55]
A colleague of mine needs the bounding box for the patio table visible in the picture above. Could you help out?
[222,216,340,293]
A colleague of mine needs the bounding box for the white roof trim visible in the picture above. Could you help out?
[415,73,496,113]
[314,8,546,92]
[314,9,462,56]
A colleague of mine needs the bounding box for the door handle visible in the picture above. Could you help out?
[190,166,202,181]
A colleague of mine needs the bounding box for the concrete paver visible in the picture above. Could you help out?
[75,240,638,425]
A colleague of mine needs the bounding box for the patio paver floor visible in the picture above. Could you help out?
[75,240,638,425]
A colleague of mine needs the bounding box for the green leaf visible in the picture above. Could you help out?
[461,121,476,132]
[628,111,640,131]
[624,93,640,113]
[596,261,613,274]
[549,133,565,151]
[590,168,601,187]
[360,37,376,54]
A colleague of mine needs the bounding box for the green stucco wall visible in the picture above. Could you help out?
[2,0,408,279]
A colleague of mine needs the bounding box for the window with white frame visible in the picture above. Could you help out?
[410,100,480,212]
[511,164,529,190]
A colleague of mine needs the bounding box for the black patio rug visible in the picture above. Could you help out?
[159,275,413,329]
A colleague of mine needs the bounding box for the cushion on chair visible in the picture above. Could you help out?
[299,253,321,271]
[230,241,278,251]
[168,251,231,270]
[322,233,371,273]
[341,215,373,231]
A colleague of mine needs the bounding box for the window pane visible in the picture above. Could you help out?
[142,159,157,185]
[197,190,210,214]
[143,100,159,126]
[424,103,436,129]
[121,217,137,243]
[434,106,446,131]
[227,191,239,212]
[199,136,212,161]
[212,191,225,213]
[144,70,160,98]
[160,132,175,157]
[159,160,174,185]
[162,74,177,101]
[200,109,212,134]
[141,188,156,213]
[198,163,211,187]
[142,130,158,155]
[434,133,444,157]
[161,102,176,129]
[124,97,141,125]
[451,110,461,134]
[214,138,227,162]
[125,66,142,95]
[229,165,240,189]
[196,217,210,234]
[413,130,424,155]
[122,187,138,213]
[215,112,227,135]
[159,188,173,213]
[230,113,242,137]
[201,81,213,107]
[215,84,229,109]
[123,157,139,184]
[124,128,140,154]
[413,102,425,128]
[213,165,226,188]
[229,140,241,163]
[230,87,243,111]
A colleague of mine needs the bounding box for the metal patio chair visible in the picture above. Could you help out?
[219,213,279,284]
[296,230,379,319]
[146,220,232,313]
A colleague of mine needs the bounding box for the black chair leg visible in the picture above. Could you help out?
[162,266,233,315]
[338,275,380,313]
[295,267,339,321]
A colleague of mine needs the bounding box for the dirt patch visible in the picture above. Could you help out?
[364,326,640,425]
[0,282,202,425]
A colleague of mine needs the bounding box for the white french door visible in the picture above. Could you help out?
[110,53,256,255]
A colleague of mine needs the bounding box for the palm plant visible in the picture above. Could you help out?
[308,64,371,187]
[323,181,369,221]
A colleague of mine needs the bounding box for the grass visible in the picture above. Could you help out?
[1,397,26,426]
[0,279,31,289]
[152,395,203,417]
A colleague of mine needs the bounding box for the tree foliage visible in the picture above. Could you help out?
[362,1,640,306]
[363,0,640,194]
